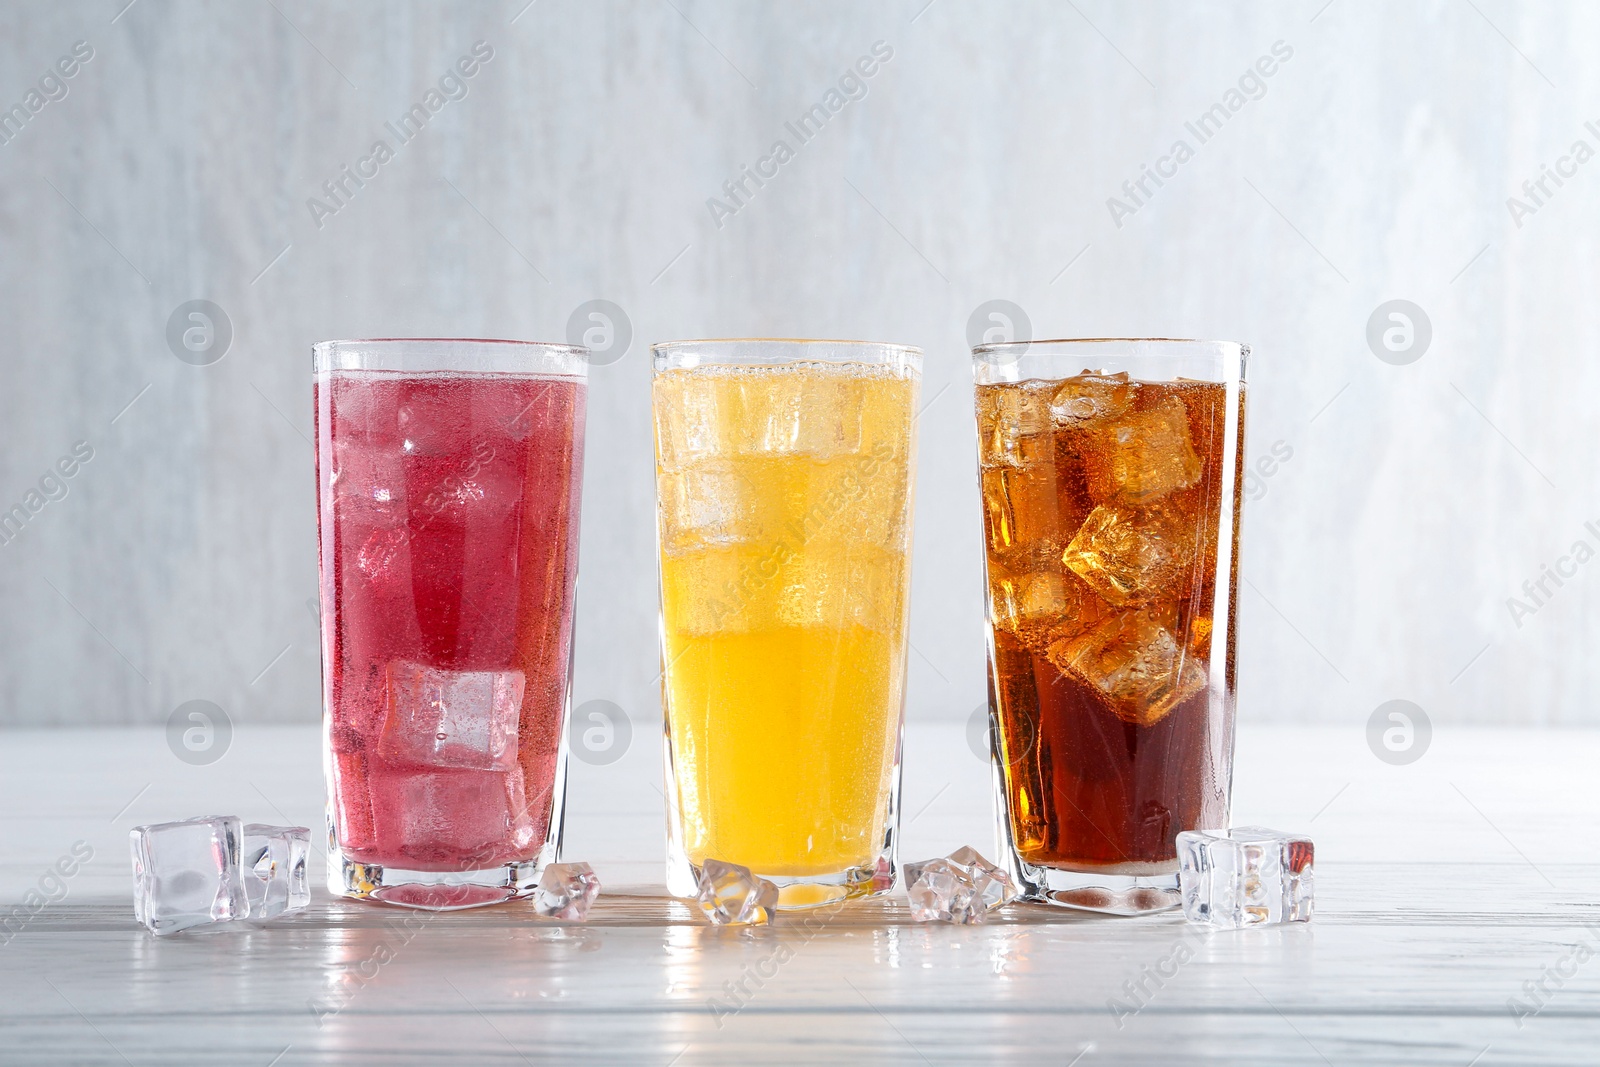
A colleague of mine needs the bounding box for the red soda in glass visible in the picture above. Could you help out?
[314,339,586,909]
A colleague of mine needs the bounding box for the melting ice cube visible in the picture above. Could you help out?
[1047,608,1207,726]
[1061,502,1196,606]
[1082,395,1201,504]
[904,846,1017,924]
[976,381,1053,468]
[242,824,311,921]
[379,662,524,772]
[1049,371,1135,429]
[130,816,248,935]
[1178,826,1314,929]
[533,862,602,921]
[694,858,778,926]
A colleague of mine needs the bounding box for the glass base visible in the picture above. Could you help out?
[330,852,553,910]
[1015,864,1181,915]
[667,854,894,910]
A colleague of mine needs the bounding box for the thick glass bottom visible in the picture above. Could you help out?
[330,849,555,910]
[1016,864,1181,915]
[667,852,895,910]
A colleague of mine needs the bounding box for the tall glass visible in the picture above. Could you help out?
[971,339,1246,913]
[652,339,920,908]
[314,339,587,910]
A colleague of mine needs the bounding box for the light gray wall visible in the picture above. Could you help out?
[0,0,1595,732]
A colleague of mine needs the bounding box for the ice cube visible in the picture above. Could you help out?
[404,457,522,543]
[657,462,758,552]
[980,463,1077,559]
[653,370,729,469]
[499,380,561,441]
[830,452,910,549]
[395,401,448,457]
[1177,826,1314,928]
[332,444,407,515]
[367,765,538,863]
[1047,608,1207,726]
[988,567,1110,652]
[533,861,602,920]
[242,824,310,920]
[130,816,249,935]
[1050,371,1135,428]
[655,366,868,465]
[723,363,875,458]
[775,545,905,633]
[1083,396,1201,503]
[658,545,757,636]
[988,568,1059,634]
[976,381,1053,468]
[694,859,778,926]
[1061,502,1196,606]
[780,368,864,459]
[379,661,524,772]
[904,846,1016,924]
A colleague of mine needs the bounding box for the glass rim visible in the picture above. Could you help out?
[970,336,1247,357]
[651,337,922,373]
[653,337,922,353]
[313,337,588,377]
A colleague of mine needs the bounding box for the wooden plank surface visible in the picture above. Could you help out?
[1,723,1595,1064]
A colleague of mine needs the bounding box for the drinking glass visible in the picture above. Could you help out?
[314,338,587,910]
[652,339,920,908]
[971,338,1246,913]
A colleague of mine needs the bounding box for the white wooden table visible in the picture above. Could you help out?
[0,721,1593,1064]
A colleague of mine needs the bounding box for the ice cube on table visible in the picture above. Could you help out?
[1047,607,1207,726]
[1083,395,1201,503]
[905,846,1017,924]
[1177,826,1314,929]
[379,662,524,772]
[533,862,602,920]
[130,816,248,935]
[1062,502,1195,606]
[242,824,310,921]
[694,859,778,926]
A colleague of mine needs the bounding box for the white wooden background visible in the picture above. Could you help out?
[1,721,1595,1064]
[2,1,1600,729]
